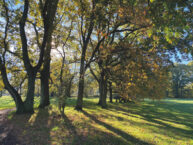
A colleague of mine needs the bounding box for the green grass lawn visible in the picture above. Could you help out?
[1,96,193,145]
[0,96,42,110]
[0,96,16,110]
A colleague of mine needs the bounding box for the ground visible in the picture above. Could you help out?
[0,109,20,145]
[0,96,193,145]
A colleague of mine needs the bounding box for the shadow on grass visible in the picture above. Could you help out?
[82,110,152,145]
[9,107,56,145]
[61,113,82,144]
[109,101,193,140]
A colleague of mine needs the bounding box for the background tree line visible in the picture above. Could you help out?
[167,62,193,98]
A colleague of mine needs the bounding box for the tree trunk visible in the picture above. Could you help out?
[97,80,102,105]
[14,94,25,114]
[75,70,85,110]
[23,73,36,113]
[75,40,88,111]
[0,61,26,114]
[66,76,74,98]
[109,82,113,103]
[19,84,22,96]
[180,87,183,98]
[9,88,25,114]
[75,52,86,110]
[39,26,53,108]
[99,71,108,108]
[39,59,50,108]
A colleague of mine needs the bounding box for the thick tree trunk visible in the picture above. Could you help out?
[23,73,36,113]
[109,82,113,103]
[39,24,53,108]
[14,93,25,114]
[9,88,25,114]
[39,58,50,108]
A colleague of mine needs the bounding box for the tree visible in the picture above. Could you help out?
[170,63,193,98]
[0,75,4,97]
[39,0,72,108]
[75,0,151,110]
[0,0,59,113]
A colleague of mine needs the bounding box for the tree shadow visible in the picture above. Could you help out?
[61,113,82,144]
[7,107,55,145]
[81,110,152,145]
[109,102,193,140]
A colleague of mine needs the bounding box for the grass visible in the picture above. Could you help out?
[1,96,193,145]
[0,96,42,110]
[0,96,15,110]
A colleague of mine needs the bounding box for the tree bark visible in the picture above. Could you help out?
[97,80,102,105]
[75,56,85,110]
[180,87,183,98]
[23,72,36,113]
[0,91,2,97]
[75,5,95,110]
[39,49,51,108]
[0,60,25,113]
[99,70,108,108]
[0,0,59,114]
[174,84,180,98]
[66,76,74,98]
[109,82,113,103]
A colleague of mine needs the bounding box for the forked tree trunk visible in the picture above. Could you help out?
[0,0,59,114]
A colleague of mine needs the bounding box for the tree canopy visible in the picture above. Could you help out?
[0,0,192,113]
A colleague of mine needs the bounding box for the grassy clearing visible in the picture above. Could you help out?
[0,96,16,110]
[0,96,42,110]
[1,97,193,145]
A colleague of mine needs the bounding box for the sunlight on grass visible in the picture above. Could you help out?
[28,110,39,125]
[0,96,15,109]
[1,97,193,145]
[163,98,193,104]
[0,96,48,110]
[154,118,192,131]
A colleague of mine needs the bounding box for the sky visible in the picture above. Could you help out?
[171,51,192,65]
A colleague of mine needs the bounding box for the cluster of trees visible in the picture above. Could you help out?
[167,62,193,98]
[0,0,192,114]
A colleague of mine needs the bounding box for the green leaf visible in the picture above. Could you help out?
[150,0,155,3]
